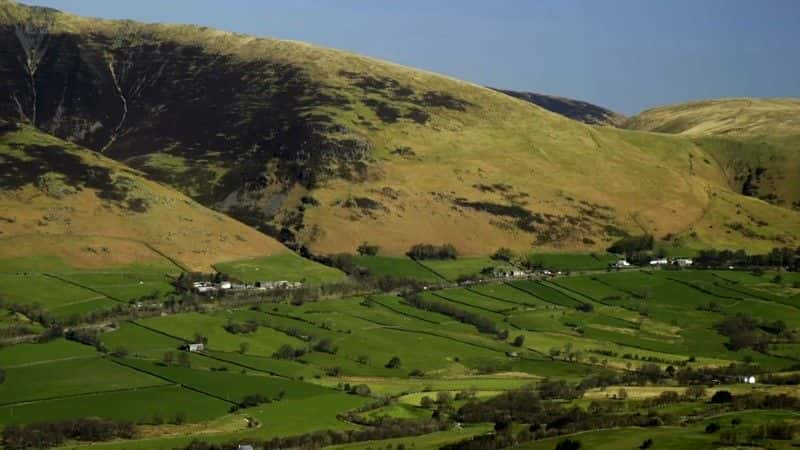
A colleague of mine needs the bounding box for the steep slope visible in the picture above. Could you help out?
[0,121,288,271]
[1,1,799,256]
[495,89,625,126]
[625,99,800,209]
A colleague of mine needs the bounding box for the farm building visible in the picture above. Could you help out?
[184,343,205,352]
[649,258,669,266]
[674,257,693,267]
[611,259,632,269]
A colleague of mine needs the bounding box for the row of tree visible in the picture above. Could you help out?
[404,293,499,334]
[2,418,135,448]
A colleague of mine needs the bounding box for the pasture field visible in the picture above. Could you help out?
[2,268,800,449]
[213,253,346,284]
[0,357,167,405]
[0,273,121,317]
[527,252,617,271]
[417,257,515,281]
[352,255,445,282]
[0,385,230,425]
[330,424,494,450]
[518,410,800,450]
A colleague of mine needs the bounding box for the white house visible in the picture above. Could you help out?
[741,375,756,384]
[185,343,205,352]
[649,258,669,266]
[674,258,693,267]
[219,281,232,290]
[612,260,632,269]
[196,285,218,294]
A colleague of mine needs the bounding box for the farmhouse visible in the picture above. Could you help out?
[611,259,632,269]
[740,375,757,384]
[184,343,205,352]
[674,257,693,267]
[649,258,669,266]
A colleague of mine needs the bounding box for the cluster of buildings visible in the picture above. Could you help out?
[191,279,303,295]
[611,257,694,269]
[491,268,531,278]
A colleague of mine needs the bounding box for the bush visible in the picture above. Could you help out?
[512,335,525,347]
[607,234,654,255]
[705,422,720,433]
[711,390,733,404]
[312,338,338,354]
[357,242,380,256]
[555,438,582,450]
[407,243,458,260]
[491,248,514,262]
[385,356,402,369]
[639,438,653,449]
[576,302,594,313]
[1,418,135,448]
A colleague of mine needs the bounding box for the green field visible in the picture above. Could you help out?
[417,257,515,281]
[352,255,445,282]
[528,253,618,271]
[2,268,800,449]
[213,253,347,284]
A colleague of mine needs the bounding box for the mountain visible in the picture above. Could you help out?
[495,89,625,126]
[1,1,799,256]
[624,98,800,210]
[0,121,288,271]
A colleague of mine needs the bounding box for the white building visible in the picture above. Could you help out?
[674,258,693,267]
[219,281,232,290]
[185,343,205,352]
[649,258,669,266]
[612,260,632,269]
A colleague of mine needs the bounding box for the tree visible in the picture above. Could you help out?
[0,368,5,384]
[357,242,380,256]
[616,388,628,400]
[705,422,720,433]
[639,438,653,449]
[684,385,707,400]
[491,247,514,262]
[356,354,370,365]
[162,352,175,365]
[193,333,208,345]
[177,351,191,368]
[238,342,250,354]
[385,356,402,369]
[555,438,582,450]
[576,302,594,313]
[420,396,435,408]
[111,346,129,357]
[711,390,733,404]
[512,335,525,347]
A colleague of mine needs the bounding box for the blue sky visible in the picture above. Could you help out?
[23,0,800,114]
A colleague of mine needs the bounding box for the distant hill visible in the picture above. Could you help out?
[1,1,798,257]
[0,122,288,271]
[624,98,800,137]
[624,98,800,209]
[495,89,625,126]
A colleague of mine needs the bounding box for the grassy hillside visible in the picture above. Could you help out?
[625,99,800,209]
[0,1,799,257]
[624,98,800,137]
[0,122,289,271]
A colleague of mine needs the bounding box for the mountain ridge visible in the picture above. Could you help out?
[1,1,799,257]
